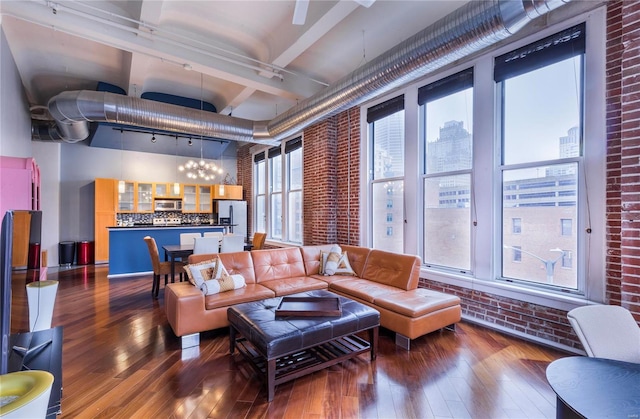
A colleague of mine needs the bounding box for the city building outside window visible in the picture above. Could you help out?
[368,95,405,252]
[498,23,584,290]
[253,136,303,243]
[420,68,473,272]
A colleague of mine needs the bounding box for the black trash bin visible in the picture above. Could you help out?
[76,240,94,265]
[59,241,76,266]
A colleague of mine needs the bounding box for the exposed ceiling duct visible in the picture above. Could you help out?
[38,0,571,144]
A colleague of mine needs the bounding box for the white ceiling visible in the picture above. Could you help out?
[1,0,468,124]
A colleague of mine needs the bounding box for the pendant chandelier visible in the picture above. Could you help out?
[179,153,223,181]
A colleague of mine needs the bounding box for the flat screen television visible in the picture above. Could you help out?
[1,210,43,373]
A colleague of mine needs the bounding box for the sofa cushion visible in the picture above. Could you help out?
[374,288,461,317]
[360,249,421,290]
[217,251,257,284]
[259,276,328,296]
[340,245,371,277]
[330,278,404,303]
[300,245,335,275]
[183,257,229,288]
[252,247,307,283]
[201,274,246,296]
[204,283,275,310]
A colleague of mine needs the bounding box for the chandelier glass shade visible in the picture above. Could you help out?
[179,159,223,181]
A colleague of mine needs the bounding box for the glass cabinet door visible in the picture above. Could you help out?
[137,182,153,212]
[183,185,197,212]
[118,181,135,212]
[198,185,212,212]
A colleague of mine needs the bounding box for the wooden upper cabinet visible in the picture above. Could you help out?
[154,182,182,198]
[95,178,117,212]
[212,184,242,200]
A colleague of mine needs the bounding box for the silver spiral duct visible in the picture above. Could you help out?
[42,0,570,144]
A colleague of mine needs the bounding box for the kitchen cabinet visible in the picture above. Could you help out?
[117,181,135,212]
[212,184,243,200]
[95,178,117,263]
[182,185,197,212]
[154,183,182,198]
[198,185,212,212]
[137,182,153,212]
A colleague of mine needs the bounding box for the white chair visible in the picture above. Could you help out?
[203,231,224,241]
[221,234,245,253]
[567,305,640,363]
[193,236,220,255]
[180,232,201,245]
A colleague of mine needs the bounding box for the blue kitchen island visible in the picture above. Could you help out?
[107,225,225,276]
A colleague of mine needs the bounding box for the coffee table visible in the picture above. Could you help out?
[228,289,380,401]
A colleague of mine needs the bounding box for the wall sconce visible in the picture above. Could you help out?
[151,134,156,143]
[188,139,193,146]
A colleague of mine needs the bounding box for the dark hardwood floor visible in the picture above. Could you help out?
[8,265,569,418]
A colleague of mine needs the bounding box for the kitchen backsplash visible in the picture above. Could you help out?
[116,212,214,225]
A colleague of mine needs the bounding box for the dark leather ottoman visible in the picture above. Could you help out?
[228,289,380,401]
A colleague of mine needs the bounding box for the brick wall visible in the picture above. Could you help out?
[302,117,338,245]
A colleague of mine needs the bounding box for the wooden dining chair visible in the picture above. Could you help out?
[143,236,183,298]
[252,232,266,250]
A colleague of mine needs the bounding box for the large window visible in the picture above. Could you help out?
[368,95,404,252]
[254,152,266,233]
[497,23,584,290]
[420,68,473,272]
[253,136,303,243]
[361,10,605,306]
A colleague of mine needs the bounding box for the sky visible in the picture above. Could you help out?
[424,56,582,168]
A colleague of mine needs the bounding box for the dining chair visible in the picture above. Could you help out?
[203,231,224,241]
[144,236,183,298]
[193,236,220,255]
[221,234,245,253]
[180,232,201,245]
[252,232,266,250]
[567,305,640,363]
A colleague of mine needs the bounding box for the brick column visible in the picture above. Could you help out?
[618,0,640,318]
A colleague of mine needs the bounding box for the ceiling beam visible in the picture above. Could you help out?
[2,1,324,102]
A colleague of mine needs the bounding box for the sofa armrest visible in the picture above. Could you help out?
[165,283,205,337]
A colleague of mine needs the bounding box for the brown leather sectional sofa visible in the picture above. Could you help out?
[164,244,461,350]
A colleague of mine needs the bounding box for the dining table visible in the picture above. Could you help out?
[162,241,255,282]
[162,244,194,282]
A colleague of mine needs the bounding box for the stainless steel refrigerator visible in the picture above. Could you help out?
[214,200,247,239]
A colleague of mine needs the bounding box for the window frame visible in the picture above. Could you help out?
[252,135,304,244]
